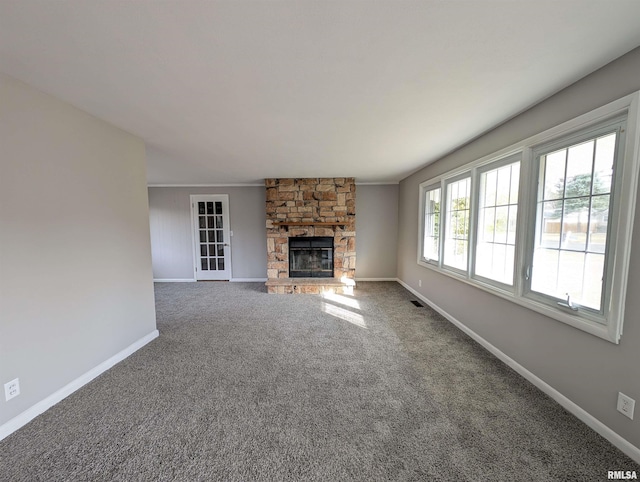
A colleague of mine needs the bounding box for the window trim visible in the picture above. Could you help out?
[471,153,522,291]
[523,116,626,320]
[417,91,640,343]
[418,182,442,266]
[442,172,472,275]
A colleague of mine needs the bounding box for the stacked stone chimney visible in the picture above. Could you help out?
[265,178,356,293]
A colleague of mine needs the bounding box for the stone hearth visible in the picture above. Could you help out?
[265,177,356,294]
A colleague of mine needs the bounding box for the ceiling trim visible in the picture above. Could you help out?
[148,181,400,188]
[148,183,264,188]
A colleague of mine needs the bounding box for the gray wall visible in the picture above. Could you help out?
[148,186,268,280]
[356,184,399,279]
[0,74,157,427]
[397,47,640,448]
[149,184,399,281]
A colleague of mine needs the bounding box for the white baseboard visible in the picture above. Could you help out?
[397,279,640,465]
[0,330,160,442]
[356,277,400,282]
[153,278,195,282]
[154,278,268,283]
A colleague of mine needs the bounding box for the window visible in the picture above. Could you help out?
[475,158,520,286]
[417,92,640,343]
[422,186,441,263]
[527,120,623,314]
[443,177,471,271]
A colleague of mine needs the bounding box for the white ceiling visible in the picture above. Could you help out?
[2,1,640,185]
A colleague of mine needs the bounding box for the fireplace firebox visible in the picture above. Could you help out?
[289,237,334,278]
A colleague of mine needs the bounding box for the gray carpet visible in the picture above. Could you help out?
[0,281,638,481]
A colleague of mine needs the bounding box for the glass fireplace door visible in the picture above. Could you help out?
[289,237,333,278]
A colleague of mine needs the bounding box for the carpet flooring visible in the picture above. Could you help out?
[0,281,638,481]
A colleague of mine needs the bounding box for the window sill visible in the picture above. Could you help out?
[417,259,617,343]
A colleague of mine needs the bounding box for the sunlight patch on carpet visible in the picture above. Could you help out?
[322,291,361,310]
[321,301,367,329]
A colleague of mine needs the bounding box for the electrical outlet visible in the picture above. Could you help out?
[4,378,20,401]
[617,392,635,420]
[418,279,422,287]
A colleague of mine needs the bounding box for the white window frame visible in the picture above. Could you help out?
[417,92,640,343]
[442,173,473,275]
[419,183,442,265]
[472,153,522,290]
[523,116,626,320]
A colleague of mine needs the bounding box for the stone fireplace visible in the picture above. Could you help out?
[265,178,355,294]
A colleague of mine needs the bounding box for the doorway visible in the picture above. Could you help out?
[190,194,232,280]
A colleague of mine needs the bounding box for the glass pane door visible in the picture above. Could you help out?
[192,195,231,280]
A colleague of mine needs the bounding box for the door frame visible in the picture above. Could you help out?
[190,194,232,280]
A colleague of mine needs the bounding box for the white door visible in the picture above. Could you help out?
[191,194,232,280]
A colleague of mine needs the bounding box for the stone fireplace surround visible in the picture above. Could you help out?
[265,178,355,294]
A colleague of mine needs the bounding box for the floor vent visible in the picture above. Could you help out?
[410,300,423,307]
